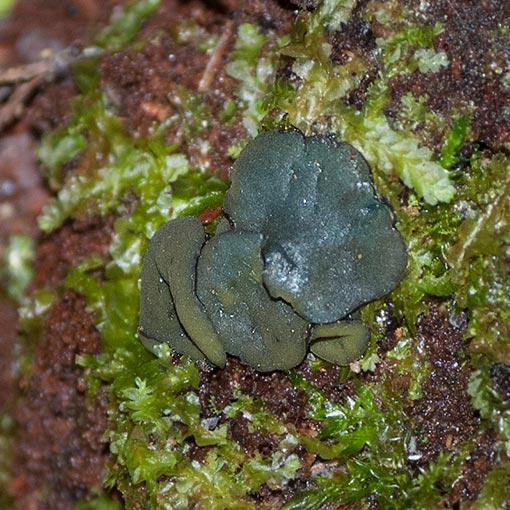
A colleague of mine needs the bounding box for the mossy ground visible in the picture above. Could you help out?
[1,0,509,508]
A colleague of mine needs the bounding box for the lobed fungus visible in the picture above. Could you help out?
[139,130,407,371]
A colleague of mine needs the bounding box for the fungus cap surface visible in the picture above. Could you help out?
[226,130,408,324]
[138,130,407,371]
[196,230,308,371]
[138,216,226,367]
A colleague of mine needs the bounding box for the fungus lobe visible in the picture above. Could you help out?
[139,130,407,371]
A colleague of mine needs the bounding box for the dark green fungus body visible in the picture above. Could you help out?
[139,130,407,371]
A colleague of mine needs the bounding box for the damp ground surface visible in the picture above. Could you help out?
[0,1,508,509]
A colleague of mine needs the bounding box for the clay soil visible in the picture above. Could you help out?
[0,0,507,509]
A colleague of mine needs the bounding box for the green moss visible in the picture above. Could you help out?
[80,345,301,508]
[468,368,510,458]
[0,413,14,509]
[17,0,509,508]
[447,154,510,364]
[0,0,15,17]
[2,235,34,302]
[94,0,160,51]
[374,22,445,76]
[390,151,510,365]
[75,491,122,510]
[37,122,88,189]
[472,463,510,510]
[173,18,218,51]
[263,8,457,205]
[386,334,431,401]
[225,23,279,135]
[440,113,470,169]
[284,377,466,510]
[284,451,463,510]
[391,201,456,330]
[468,366,510,510]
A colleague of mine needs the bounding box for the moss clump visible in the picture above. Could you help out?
[447,154,510,364]
[79,346,302,508]
[265,10,455,205]
[2,235,34,302]
[14,0,510,508]
[284,378,464,510]
[93,0,161,51]
[225,23,280,136]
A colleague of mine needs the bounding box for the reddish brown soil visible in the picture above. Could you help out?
[32,217,113,289]
[406,309,477,462]
[11,292,109,510]
[198,306,497,508]
[0,0,507,509]
[0,2,122,507]
[0,296,17,412]
[405,309,496,507]
[9,218,113,509]
[385,0,510,153]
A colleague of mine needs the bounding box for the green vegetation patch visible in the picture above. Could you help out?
[265,7,454,205]
[11,0,509,508]
[447,154,510,364]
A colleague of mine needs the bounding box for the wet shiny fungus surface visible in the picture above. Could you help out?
[139,130,407,371]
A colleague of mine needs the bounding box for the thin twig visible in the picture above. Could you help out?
[0,74,46,130]
[198,21,234,93]
[0,45,85,131]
